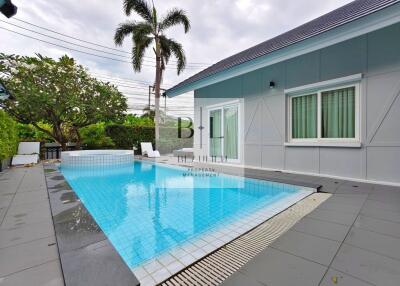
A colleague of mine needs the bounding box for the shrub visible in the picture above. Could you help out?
[0,110,18,160]
[80,123,115,149]
[105,125,154,152]
[17,123,53,143]
[105,124,193,154]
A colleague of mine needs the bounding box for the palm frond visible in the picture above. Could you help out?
[159,8,190,33]
[132,36,153,72]
[114,21,137,46]
[132,22,154,41]
[159,36,186,74]
[123,0,152,22]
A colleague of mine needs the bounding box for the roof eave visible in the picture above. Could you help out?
[166,2,400,97]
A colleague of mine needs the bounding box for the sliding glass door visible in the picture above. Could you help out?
[209,105,239,161]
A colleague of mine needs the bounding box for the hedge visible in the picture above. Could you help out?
[105,124,193,154]
[0,110,18,160]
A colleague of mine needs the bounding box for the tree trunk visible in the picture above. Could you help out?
[154,39,162,144]
[74,128,82,150]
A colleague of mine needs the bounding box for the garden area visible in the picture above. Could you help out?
[0,53,192,170]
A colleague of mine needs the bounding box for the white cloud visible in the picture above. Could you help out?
[1,0,353,115]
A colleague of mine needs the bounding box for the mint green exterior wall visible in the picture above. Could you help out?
[194,22,400,184]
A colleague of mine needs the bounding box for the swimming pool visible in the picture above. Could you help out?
[61,160,314,284]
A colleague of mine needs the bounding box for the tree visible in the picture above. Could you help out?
[114,0,190,143]
[0,53,127,150]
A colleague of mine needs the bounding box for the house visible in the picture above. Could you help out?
[166,0,400,185]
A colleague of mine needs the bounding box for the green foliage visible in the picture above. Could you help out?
[0,110,18,160]
[17,123,53,142]
[115,0,190,75]
[0,53,127,148]
[105,124,193,154]
[105,124,154,151]
[124,114,154,127]
[80,123,115,150]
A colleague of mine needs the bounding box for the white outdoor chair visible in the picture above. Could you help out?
[12,142,41,166]
[140,142,160,158]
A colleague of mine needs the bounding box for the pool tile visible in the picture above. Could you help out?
[179,254,196,266]
[169,247,188,259]
[158,253,176,267]
[131,266,148,279]
[192,238,208,248]
[165,260,185,274]
[140,275,156,286]
[143,260,163,274]
[192,248,207,259]
[152,267,171,283]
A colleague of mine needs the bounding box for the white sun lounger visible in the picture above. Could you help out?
[141,142,160,158]
[12,142,41,166]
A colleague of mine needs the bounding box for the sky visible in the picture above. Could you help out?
[0,0,353,117]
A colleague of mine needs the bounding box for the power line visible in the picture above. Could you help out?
[91,73,154,86]
[0,27,203,70]
[1,20,208,68]
[11,17,211,66]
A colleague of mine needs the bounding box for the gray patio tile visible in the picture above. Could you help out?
[344,228,400,261]
[0,260,63,286]
[0,220,54,249]
[306,208,358,226]
[293,217,350,242]
[0,236,58,277]
[368,191,400,204]
[4,200,51,216]
[320,269,375,286]
[354,215,400,239]
[318,199,364,214]
[342,181,375,190]
[10,191,48,206]
[0,205,52,229]
[332,244,400,286]
[221,271,266,286]
[373,184,400,192]
[53,203,106,253]
[362,199,400,213]
[270,230,340,266]
[360,206,400,224]
[0,195,13,209]
[318,182,341,193]
[335,185,372,195]
[0,207,6,224]
[61,239,139,286]
[239,247,327,286]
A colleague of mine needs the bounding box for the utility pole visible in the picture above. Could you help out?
[0,0,17,18]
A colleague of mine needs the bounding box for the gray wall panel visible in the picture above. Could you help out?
[285,51,320,89]
[261,146,284,170]
[244,144,262,167]
[319,148,364,178]
[285,147,319,173]
[320,35,367,81]
[367,147,400,182]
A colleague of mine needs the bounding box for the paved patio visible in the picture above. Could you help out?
[221,174,400,286]
[1,163,400,286]
[0,165,63,286]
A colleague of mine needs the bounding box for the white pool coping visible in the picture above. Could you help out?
[131,187,315,286]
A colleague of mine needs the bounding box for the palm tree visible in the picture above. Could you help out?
[114,0,190,142]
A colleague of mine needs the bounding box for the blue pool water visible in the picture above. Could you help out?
[61,161,304,268]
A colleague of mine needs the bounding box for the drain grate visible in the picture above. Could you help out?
[160,193,330,286]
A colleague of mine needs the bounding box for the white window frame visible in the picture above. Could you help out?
[285,76,361,147]
[207,100,242,163]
